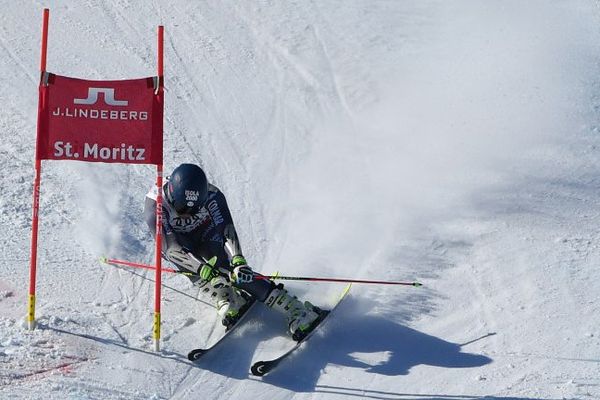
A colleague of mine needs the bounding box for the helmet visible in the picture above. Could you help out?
[165,164,208,215]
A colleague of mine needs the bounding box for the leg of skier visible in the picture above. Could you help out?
[167,241,319,339]
[164,244,248,329]
[231,264,319,341]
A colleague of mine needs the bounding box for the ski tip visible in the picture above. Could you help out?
[251,361,268,376]
[341,283,352,297]
[99,256,108,264]
[187,348,207,361]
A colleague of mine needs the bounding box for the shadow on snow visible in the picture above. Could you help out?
[251,296,493,393]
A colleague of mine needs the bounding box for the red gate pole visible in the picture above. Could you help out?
[153,25,164,352]
[27,8,50,331]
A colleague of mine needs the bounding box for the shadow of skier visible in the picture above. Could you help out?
[258,296,492,392]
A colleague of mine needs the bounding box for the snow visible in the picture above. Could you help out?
[1,0,600,399]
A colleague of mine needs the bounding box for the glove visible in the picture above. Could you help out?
[231,255,247,267]
[230,266,254,284]
[230,255,254,284]
[199,256,219,281]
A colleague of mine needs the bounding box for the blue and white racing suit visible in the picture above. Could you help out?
[144,180,275,301]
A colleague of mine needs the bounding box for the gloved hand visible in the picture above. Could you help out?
[231,255,247,267]
[199,256,219,281]
[230,266,254,284]
[230,255,254,284]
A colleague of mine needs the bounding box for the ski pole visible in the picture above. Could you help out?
[100,257,195,277]
[100,257,214,306]
[101,257,423,287]
[253,275,422,286]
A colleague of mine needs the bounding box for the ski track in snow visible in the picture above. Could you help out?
[1,1,600,399]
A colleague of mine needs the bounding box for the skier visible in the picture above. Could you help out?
[144,163,320,340]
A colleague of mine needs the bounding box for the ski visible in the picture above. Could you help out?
[250,284,352,376]
[187,296,257,361]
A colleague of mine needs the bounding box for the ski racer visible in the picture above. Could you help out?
[144,163,320,340]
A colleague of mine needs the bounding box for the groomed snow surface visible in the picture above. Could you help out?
[1,1,600,399]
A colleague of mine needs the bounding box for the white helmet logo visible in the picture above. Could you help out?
[185,190,199,202]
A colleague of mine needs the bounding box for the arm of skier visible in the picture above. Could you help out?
[211,188,254,283]
[144,191,202,274]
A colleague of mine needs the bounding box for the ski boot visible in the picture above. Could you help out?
[265,285,321,341]
[200,276,249,330]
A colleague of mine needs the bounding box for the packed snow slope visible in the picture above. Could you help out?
[1,1,600,399]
